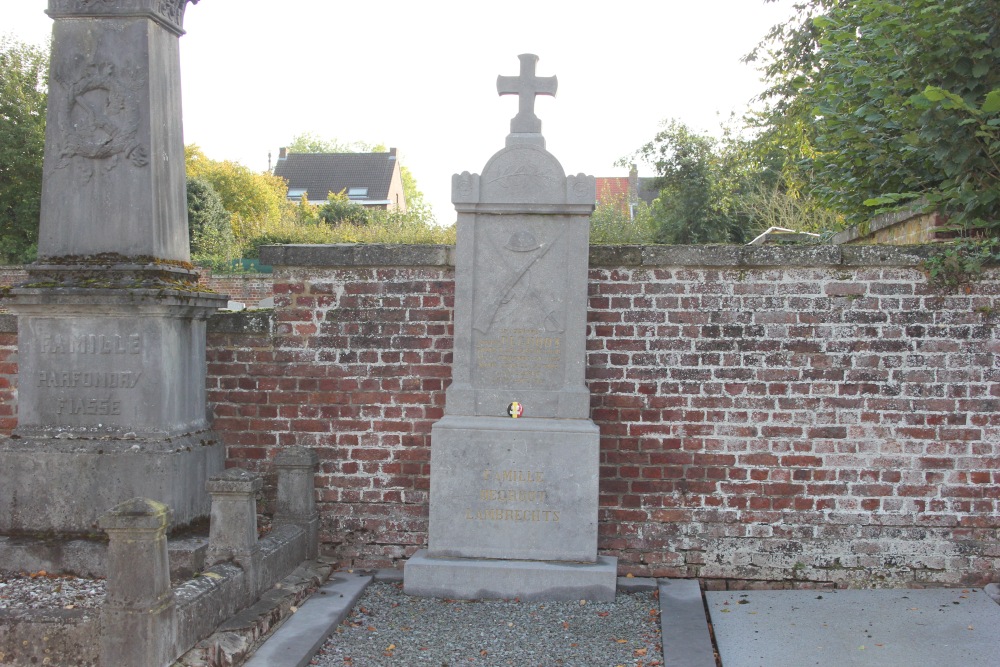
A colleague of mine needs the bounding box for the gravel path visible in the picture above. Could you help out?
[310,582,663,667]
[0,571,106,610]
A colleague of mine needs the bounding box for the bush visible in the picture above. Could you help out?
[589,193,657,244]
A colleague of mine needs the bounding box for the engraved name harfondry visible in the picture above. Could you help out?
[465,468,558,522]
[475,329,561,386]
[39,370,142,389]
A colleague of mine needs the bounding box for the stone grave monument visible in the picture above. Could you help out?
[0,0,227,538]
[404,54,617,601]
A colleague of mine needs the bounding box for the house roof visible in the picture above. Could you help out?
[273,150,398,204]
[594,175,660,207]
[636,177,659,206]
[596,177,630,203]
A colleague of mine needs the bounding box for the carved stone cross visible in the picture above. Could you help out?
[497,54,557,135]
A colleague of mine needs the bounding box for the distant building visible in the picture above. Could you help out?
[595,166,658,219]
[273,147,407,212]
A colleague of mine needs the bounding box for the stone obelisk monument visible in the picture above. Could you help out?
[404,54,617,601]
[0,0,227,537]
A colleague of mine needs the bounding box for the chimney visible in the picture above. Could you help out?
[389,147,397,160]
[628,163,638,201]
[278,147,288,160]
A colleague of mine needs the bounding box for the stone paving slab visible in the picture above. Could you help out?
[659,579,716,667]
[243,572,372,667]
[707,587,1000,667]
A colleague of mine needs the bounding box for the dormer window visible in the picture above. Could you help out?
[288,188,307,199]
[347,187,368,200]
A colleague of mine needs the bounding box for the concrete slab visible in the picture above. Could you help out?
[707,587,1000,667]
[243,572,372,667]
[658,579,716,667]
[403,549,617,601]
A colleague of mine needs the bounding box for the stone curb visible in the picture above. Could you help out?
[658,579,717,667]
[242,572,372,667]
[242,570,718,667]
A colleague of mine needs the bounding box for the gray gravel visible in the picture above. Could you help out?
[310,582,663,667]
[0,571,106,610]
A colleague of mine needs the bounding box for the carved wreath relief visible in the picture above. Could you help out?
[52,61,148,185]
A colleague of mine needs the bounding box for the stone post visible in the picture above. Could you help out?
[206,469,262,579]
[274,447,320,559]
[99,498,177,667]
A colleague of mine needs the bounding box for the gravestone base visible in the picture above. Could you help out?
[0,432,223,534]
[427,416,600,562]
[1,281,227,536]
[404,551,618,601]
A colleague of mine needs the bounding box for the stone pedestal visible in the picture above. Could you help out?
[405,55,615,601]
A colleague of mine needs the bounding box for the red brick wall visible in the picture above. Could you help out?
[198,269,273,309]
[3,245,999,588]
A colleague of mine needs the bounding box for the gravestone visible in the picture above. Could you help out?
[0,0,227,536]
[404,54,617,601]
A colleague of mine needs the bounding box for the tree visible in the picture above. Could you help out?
[185,144,288,249]
[286,132,374,154]
[318,190,368,226]
[186,177,235,263]
[0,37,48,263]
[631,120,756,244]
[749,0,1000,231]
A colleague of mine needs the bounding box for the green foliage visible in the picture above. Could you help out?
[589,192,657,244]
[630,120,761,244]
[242,208,455,259]
[185,144,288,250]
[186,177,236,266]
[0,37,48,263]
[318,190,368,226]
[750,0,1000,231]
[920,238,1000,290]
[286,132,376,154]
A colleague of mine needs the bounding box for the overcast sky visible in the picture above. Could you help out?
[6,0,796,223]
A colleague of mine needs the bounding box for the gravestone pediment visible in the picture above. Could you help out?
[479,145,566,205]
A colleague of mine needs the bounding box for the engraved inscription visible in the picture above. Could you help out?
[465,468,559,522]
[38,370,142,388]
[36,331,143,419]
[56,396,122,416]
[476,329,561,387]
[40,333,141,355]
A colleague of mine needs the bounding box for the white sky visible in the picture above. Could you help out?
[5,0,796,223]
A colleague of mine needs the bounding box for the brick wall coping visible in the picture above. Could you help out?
[260,243,942,269]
